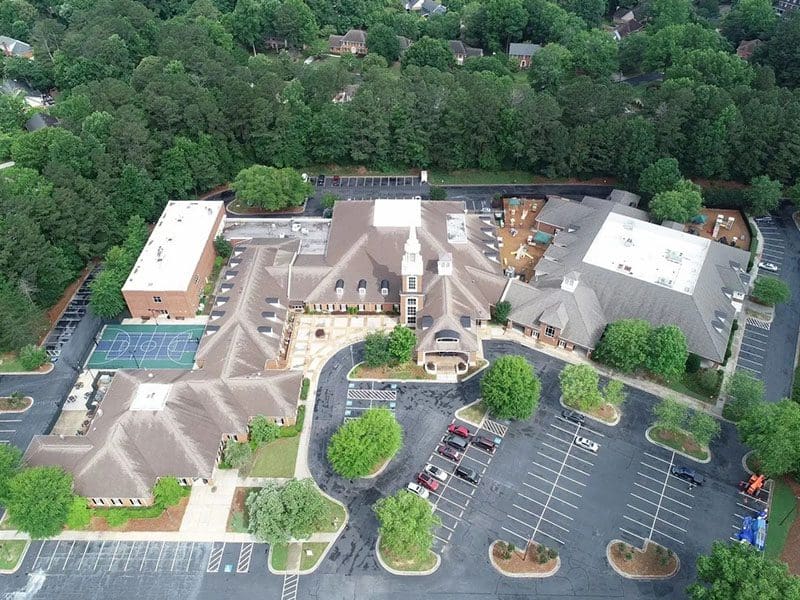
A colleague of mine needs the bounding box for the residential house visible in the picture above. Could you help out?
[613,19,644,40]
[0,35,32,59]
[736,39,762,60]
[776,0,800,15]
[508,43,541,69]
[448,40,483,65]
[333,83,360,103]
[405,0,447,16]
[329,29,367,55]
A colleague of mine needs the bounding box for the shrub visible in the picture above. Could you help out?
[364,331,390,367]
[695,369,722,396]
[480,355,541,420]
[685,353,701,374]
[492,300,511,324]
[328,408,403,478]
[223,440,252,469]
[300,378,310,401]
[153,476,186,509]
[213,235,232,259]
[66,497,91,530]
[793,366,800,404]
[604,379,627,406]
[249,415,280,446]
[18,344,47,370]
[321,193,338,209]
[723,321,739,365]
[429,186,447,200]
[751,276,791,306]
[278,406,305,438]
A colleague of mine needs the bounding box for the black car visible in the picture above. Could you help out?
[317,174,325,186]
[455,465,480,485]
[671,466,705,486]
[444,434,469,451]
[472,436,496,452]
[561,410,585,425]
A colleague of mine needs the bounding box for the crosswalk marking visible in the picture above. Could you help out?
[745,317,770,330]
[237,543,253,573]
[282,574,299,600]
[206,542,225,573]
[483,419,508,437]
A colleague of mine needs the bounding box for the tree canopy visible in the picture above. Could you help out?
[559,364,602,410]
[374,490,440,561]
[594,319,651,372]
[649,180,704,223]
[751,276,791,306]
[246,478,326,543]
[480,355,541,420]
[645,325,688,380]
[327,408,403,478]
[737,398,800,477]
[6,466,74,538]
[231,165,311,211]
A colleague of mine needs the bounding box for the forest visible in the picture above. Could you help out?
[1,0,800,353]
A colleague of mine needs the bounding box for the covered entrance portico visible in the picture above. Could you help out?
[423,352,470,380]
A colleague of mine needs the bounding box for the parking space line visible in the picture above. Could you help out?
[530,463,586,487]
[78,542,90,570]
[649,452,676,539]
[431,492,468,512]
[124,542,136,571]
[207,542,225,573]
[154,542,166,571]
[549,422,579,437]
[737,502,765,513]
[545,432,572,446]
[745,329,770,339]
[517,492,574,520]
[620,527,647,542]
[626,504,687,532]
[637,472,694,498]
[108,541,121,571]
[94,541,106,571]
[501,526,529,545]
[437,521,456,533]
[140,541,150,571]
[171,543,181,571]
[434,482,473,501]
[186,542,195,571]
[630,492,692,516]
[537,452,591,476]
[47,541,61,570]
[513,504,570,533]
[527,472,582,497]
[32,542,46,570]
[622,515,685,545]
[641,461,670,475]
[540,441,595,466]
[643,452,671,465]
[62,541,76,570]
[522,482,579,509]
[738,349,764,360]
[433,534,450,544]
[461,453,490,468]
[434,505,463,522]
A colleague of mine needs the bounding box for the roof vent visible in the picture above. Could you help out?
[438,252,453,276]
[335,279,344,298]
[460,315,472,329]
[711,319,724,333]
[358,279,366,297]
[265,297,279,304]
[380,279,389,295]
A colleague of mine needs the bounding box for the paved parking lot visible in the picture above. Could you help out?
[755,216,786,273]
[27,540,261,576]
[344,384,397,421]
[737,321,770,378]
[318,175,419,188]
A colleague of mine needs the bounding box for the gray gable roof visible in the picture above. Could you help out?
[508,43,541,57]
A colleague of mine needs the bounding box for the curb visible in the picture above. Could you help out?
[374,536,440,576]
[488,541,560,578]
[0,364,53,376]
[0,540,30,575]
[558,396,620,427]
[606,540,680,580]
[458,360,489,383]
[454,398,487,428]
[347,361,488,385]
[0,396,33,414]
[645,426,711,464]
[361,457,392,480]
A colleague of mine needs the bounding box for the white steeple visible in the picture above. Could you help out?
[401,226,423,276]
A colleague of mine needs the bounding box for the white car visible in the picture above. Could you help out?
[574,436,599,453]
[406,482,430,499]
[758,261,778,272]
[424,464,448,482]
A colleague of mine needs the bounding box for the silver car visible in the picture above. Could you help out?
[758,261,778,272]
[424,464,448,482]
[407,482,430,499]
[574,436,599,453]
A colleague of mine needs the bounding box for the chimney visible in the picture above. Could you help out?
[561,271,580,293]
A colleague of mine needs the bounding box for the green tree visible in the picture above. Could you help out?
[559,364,602,410]
[6,466,74,538]
[558,0,605,26]
[249,415,280,446]
[528,43,573,92]
[321,193,338,210]
[688,542,800,599]
[231,165,311,211]
[0,277,46,352]
[751,276,791,306]
[746,175,782,217]
[18,344,47,370]
[762,11,800,87]
[738,399,800,477]
[327,407,403,478]
[229,0,268,54]
[687,410,721,446]
[89,266,128,318]
[645,325,688,380]
[246,479,326,543]
[153,476,185,508]
[387,324,416,364]
[724,371,764,421]
[567,30,619,79]
[650,0,692,29]
[653,396,688,432]
[367,23,401,63]
[271,0,319,46]
[491,300,511,324]
[480,355,541,420]
[401,36,455,71]
[223,439,252,469]
[364,331,390,367]
[0,444,21,504]
[472,0,527,53]
[721,0,777,46]
[429,186,447,200]
[374,490,440,560]
[638,158,683,199]
[65,497,91,530]
[214,235,233,259]
[594,319,651,372]
[649,181,703,223]
[604,379,627,406]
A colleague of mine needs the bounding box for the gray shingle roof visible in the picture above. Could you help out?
[508,43,541,57]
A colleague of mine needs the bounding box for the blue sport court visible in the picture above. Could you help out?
[87,324,205,369]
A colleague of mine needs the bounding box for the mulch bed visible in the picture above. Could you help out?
[0,397,32,411]
[227,487,250,532]
[780,478,800,574]
[652,426,708,460]
[492,542,557,574]
[90,497,189,532]
[586,403,616,423]
[609,541,678,578]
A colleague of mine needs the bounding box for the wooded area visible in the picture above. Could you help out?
[1,0,799,352]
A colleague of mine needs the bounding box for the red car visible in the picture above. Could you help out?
[437,444,460,462]
[447,424,471,438]
[417,472,440,492]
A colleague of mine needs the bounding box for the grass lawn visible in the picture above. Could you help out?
[350,362,434,381]
[428,169,533,185]
[456,400,487,427]
[651,426,709,461]
[315,496,346,533]
[270,543,288,571]
[247,436,300,478]
[0,540,27,571]
[300,542,328,571]
[0,355,25,373]
[766,478,796,560]
[379,542,437,572]
[664,370,721,404]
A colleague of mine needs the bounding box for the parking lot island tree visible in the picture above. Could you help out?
[327,408,403,478]
[559,364,602,410]
[646,325,689,380]
[230,165,311,212]
[593,319,651,372]
[364,331,391,367]
[0,444,21,504]
[387,325,416,365]
[687,541,800,599]
[480,355,541,420]
[653,396,689,432]
[603,379,627,407]
[736,398,800,478]
[374,490,440,565]
[246,479,326,544]
[6,466,74,538]
[686,411,721,447]
[751,275,791,306]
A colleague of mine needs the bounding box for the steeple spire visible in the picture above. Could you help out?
[401,226,423,276]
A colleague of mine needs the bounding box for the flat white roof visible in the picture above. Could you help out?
[446,213,468,244]
[583,212,710,295]
[129,383,170,411]
[122,201,224,292]
[373,198,421,228]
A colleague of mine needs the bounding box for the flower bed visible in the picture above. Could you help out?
[490,541,559,577]
[607,540,678,579]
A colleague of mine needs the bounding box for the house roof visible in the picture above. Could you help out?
[448,40,483,58]
[508,43,541,57]
[614,19,644,39]
[0,36,31,57]
[420,0,446,14]
[25,240,304,499]
[608,189,641,207]
[736,39,762,60]
[520,195,749,362]
[343,29,366,43]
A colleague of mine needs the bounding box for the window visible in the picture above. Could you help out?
[194,274,199,285]
[545,325,556,338]
[406,297,417,325]
[407,276,417,291]
[153,296,162,303]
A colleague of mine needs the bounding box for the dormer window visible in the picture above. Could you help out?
[335,279,344,298]
[380,279,389,295]
[358,279,367,297]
